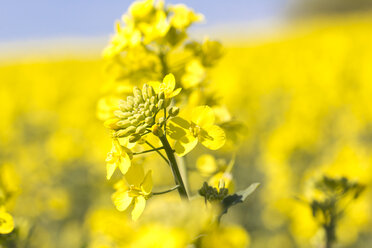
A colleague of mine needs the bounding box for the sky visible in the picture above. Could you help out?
[0,0,286,42]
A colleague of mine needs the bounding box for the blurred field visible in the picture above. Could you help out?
[1,13,372,247]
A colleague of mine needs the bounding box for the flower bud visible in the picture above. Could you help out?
[136,124,147,134]
[147,85,155,98]
[114,110,131,119]
[158,91,165,101]
[158,117,166,126]
[116,120,131,128]
[145,116,154,125]
[169,107,179,117]
[115,126,136,137]
[133,87,142,99]
[145,110,151,116]
[129,134,141,143]
[157,99,164,109]
[142,84,148,100]
[149,104,156,112]
[152,124,164,137]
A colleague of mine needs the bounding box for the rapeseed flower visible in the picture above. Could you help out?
[169,105,226,156]
[105,139,133,180]
[112,163,153,220]
[149,73,181,99]
[0,210,14,234]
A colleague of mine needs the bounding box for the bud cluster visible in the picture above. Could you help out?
[107,84,169,142]
[198,182,228,203]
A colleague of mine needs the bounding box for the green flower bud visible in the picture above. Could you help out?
[149,104,156,112]
[135,114,145,122]
[169,107,179,117]
[147,85,155,98]
[145,116,154,125]
[157,99,164,109]
[142,84,148,100]
[129,134,141,143]
[145,110,151,116]
[152,124,164,137]
[150,96,156,104]
[158,91,165,101]
[115,126,136,137]
[136,124,147,134]
[130,118,139,126]
[114,110,131,119]
[133,87,142,99]
[164,99,171,108]
[116,119,131,128]
[104,118,121,130]
[158,117,166,126]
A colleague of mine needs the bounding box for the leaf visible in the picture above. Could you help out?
[220,183,260,218]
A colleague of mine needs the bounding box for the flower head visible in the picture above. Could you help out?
[168,105,226,156]
[106,139,133,180]
[112,163,153,220]
[0,210,14,234]
[149,73,182,99]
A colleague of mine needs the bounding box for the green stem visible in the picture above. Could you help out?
[159,135,188,199]
[133,147,164,155]
[145,141,169,165]
[152,185,180,195]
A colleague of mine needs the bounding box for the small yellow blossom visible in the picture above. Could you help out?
[169,4,203,30]
[181,59,206,89]
[0,210,14,234]
[112,163,153,220]
[106,139,133,180]
[149,73,181,98]
[169,106,226,156]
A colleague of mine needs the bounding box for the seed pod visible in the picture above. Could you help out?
[145,116,154,125]
[136,124,147,134]
[157,99,164,109]
[152,124,164,137]
[169,107,179,117]
[116,120,131,128]
[129,134,141,143]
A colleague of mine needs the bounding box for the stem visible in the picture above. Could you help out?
[159,51,168,76]
[145,141,169,165]
[152,185,180,195]
[133,147,164,155]
[159,135,188,199]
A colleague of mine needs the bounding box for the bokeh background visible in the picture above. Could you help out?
[1,0,372,247]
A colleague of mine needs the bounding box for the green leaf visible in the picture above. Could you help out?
[220,183,260,218]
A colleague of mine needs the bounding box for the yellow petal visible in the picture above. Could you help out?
[200,125,226,150]
[168,117,189,140]
[196,154,218,176]
[0,211,14,234]
[106,162,117,180]
[192,105,215,128]
[163,73,176,91]
[118,151,131,175]
[141,170,153,195]
[112,191,133,211]
[132,195,146,221]
[175,134,198,156]
[125,163,145,186]
[169,87,182,98]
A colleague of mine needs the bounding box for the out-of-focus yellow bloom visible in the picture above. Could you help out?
[105,139,133,180]
[0,210,14,234]
[201,225,250,248]
[169,4,203,30]
[140,10,170,44]
[129,0,155,21]
[112,163,152,220]
[196,154,218,177]
[181,59,206,89]
[149,73,182,99]
[169,105,226,156]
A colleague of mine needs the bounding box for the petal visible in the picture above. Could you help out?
[175,134,198,157]
[191,106,215,128]
[141,170,153,194]
[163,73,176,91]
[118,152,131,175]
[200,125,226,150]
[112,191,133,211]
[106,162,117,180]
[196,154,218,176]
[0,211,14,234]
[168,117,190,140]
[132,196,146,221]
[125,163,145,186]
[169,87,182,98]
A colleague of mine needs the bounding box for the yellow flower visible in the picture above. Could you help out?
[149,73,182,98]
[181,59,205,89]
[129,0,154,21]
[169,106,226,156]
[112,163,153,220]
[105,139,133,180]
[0,210,14,234]
[169,4,203,30]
